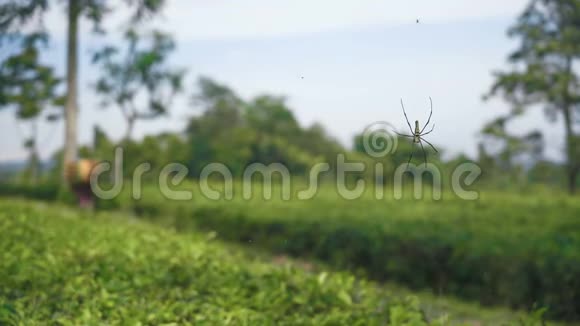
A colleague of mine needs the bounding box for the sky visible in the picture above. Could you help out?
[0,0,568,163]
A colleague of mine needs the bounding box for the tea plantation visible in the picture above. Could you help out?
[0,199,460,325]
[0,183,572,324]
[125,182,580,321]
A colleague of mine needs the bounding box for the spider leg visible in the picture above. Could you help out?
[420,137,438,153]
[394,131,414,138]
[420,124,435,136]
[419,140,427,166]
[406,150,414,170]
[400,99,414,134]
[420,97,433,134]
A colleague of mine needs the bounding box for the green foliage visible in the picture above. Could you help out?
[56,185,76,205]
[0,33,63,184]
[0,34,63,118]
[246,95,300,137]
[128,183,577,321]
[0,199,468,325]
[485,0,580,193]
[186,77,345,177]
[0,180,121,212]
[0,182,59,201]
[0,0,172,181]
[92,29,185,140]
[0,0,168,35]
[80,128,190,181]
[528,160,566,186]
[0,1,48,35]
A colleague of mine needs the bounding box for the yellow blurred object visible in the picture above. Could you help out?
[78,159,96,183]
[65,159,98,184]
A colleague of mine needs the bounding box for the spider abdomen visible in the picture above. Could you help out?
[414,120,421,143]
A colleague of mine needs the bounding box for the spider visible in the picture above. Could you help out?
[395,97,438,168]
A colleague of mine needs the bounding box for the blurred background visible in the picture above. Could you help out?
[1,0,579,324]
[1,0,573,173]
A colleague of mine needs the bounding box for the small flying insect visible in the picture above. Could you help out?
[395,97,438,169]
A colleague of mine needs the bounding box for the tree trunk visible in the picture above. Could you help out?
[63,0,80,184]
[562,56,577,194]
[125,116,135,142]
[29,121,39,185]
[570,167,579,195]
[563,108,577,194]
[563,107,577,194]
[29,150,39,185]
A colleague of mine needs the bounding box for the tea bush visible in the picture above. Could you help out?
[0,199,456,325]
[128,183,580,321]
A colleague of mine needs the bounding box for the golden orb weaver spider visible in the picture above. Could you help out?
[394,97,438,169]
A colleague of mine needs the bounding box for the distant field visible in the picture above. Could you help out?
[122,181,580,321]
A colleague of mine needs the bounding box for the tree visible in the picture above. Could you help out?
[485,0,580,194]
[245,95,300,138]
[0,33,64,184]
[481,115,544,166]
[0,0,168,183]
[480,114,544,187]
[92,29,184,140]
[185,78,334,176]
[296,123,344,172]
[186,77,246,175]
